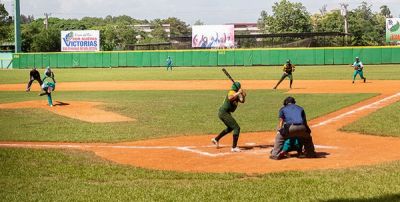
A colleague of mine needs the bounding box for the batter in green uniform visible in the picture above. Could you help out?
[212,82,246,152]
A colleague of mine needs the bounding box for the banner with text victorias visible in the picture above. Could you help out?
[61,30,100,52]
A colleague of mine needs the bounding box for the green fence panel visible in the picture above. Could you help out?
[34,54,42,67]
[287,50,298,64]
[217,50,227,66]
[278,49,288,64]
[87,53,96,67]
[333,49,344,64]
[252,50,261,65]
[200,51,210,66]
[243,50,252,66]
[57,54,65,68]
[26,54,35,68]
[150,52,159,67]
[12,54,20,69]
[192,51,201,66]
[174,51,184,67]
[132,52,143,67]
[64,53,72,68]
[118,52,127,67]
[352,48,363,61]
[159,51,168,67]
[342,49,353,65]
[364,48,381,64]
[270,50,281,65]
[324,49,334,65]
[20,54,28,68]
[314,49,325,65]
[381,48,392,64]
[11,55,19,69]
[392,47,400,63]
[260,50,270,65]
[110,52,119,67]
[209,51,218,66]
[49,54,57,67]
[302,49,314,64]
[234,50,244,66]
[183,51,192,66]
[142,52,151,67]
[94,53,103,67]
[126,52,135,67]
[102,52,111,67]
[226,50,235,66]
[79,53,88,67]
[72,53,80,67]
[42,54,50,67]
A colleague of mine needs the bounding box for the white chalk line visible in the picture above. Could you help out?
[1,92,397,157]
[311,92,400,128]
[0,143,337,157]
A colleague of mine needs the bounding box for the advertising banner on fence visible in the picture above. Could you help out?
[192,25,234,48]
[386,18,400,42]
[61,30,100,51]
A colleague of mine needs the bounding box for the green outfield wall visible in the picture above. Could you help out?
[11,46,400,69]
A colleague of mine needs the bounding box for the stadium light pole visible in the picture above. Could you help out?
[340,3,348,45]
[14,0,21,53]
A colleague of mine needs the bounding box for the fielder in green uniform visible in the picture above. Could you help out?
[39,67,56,107]
[212,82,246,152]
[351,57,366,83]
[273,59,295,89]
[166,56,173,71]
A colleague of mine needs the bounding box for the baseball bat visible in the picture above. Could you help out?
[222,68,240,89]
[222,68,235,83]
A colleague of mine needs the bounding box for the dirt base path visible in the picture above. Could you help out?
[1,80,400,173]
[1,80,400,94]
[0,100,134,123]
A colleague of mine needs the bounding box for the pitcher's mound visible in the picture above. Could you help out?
[0,100,134,123]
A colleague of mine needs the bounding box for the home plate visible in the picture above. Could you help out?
[245,142,257,146]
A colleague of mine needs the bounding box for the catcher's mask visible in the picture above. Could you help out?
[283,96,296,106]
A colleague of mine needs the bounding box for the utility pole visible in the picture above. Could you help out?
[44,13,51,30]
[340,3,349,45]
[14,0,21,53]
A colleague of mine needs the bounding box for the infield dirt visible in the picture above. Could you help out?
[1,80,399,173]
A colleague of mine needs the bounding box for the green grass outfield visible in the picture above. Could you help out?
[1,66,400,201]
[341,101,400,137]
[0,90,374,142]
[1,65,400,84]
[1,148,400,201]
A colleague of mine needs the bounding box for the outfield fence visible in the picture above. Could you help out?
[11,46,400,69]
[0,53,13,69]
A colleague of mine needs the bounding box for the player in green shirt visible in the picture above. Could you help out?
[211,82,246,152]
[39,67,56,107]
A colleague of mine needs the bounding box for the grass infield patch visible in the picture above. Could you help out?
[0,90,374,142]
[341,101,400,137]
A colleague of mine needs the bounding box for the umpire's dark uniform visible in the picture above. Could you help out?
[270,97,316,159]
[26,68,42,92]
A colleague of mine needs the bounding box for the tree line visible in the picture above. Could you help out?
[0,0,395,52]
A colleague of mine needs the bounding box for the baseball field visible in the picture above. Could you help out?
[1,65,400,201]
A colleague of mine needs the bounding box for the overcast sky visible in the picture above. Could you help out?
[3,0,400,25]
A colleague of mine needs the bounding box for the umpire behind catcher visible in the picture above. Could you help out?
[270,96,317,160]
